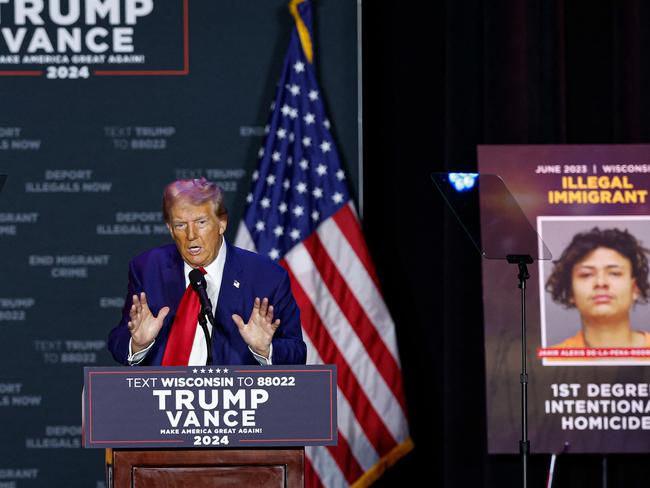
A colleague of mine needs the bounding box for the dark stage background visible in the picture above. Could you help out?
[362,1,650,487]
[3,0,650,487]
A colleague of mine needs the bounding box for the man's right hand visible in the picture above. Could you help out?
[128,292,170,353]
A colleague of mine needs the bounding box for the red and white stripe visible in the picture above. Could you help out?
[236,202,411,487]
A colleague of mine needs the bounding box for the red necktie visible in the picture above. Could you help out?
[161,267,207,366]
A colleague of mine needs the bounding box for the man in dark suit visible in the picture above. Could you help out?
[108,178,306,366]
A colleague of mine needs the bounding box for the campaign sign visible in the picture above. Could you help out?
[83,365,337,448]
[0,0,188,78]
[479,144,650,453]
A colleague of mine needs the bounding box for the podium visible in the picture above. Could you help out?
[109,448,303,487]
[84,366,336,488]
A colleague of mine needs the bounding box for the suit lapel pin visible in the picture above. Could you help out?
[233,280,240,288]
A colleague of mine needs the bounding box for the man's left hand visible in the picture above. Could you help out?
[232,297,280,358]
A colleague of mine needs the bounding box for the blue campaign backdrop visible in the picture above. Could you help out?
[0,1,358,486]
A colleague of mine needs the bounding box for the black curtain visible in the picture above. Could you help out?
[362,1,650,486]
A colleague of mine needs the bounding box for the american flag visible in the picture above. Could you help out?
[235,1,412,486]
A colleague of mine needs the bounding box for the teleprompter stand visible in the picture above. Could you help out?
[507,253,533,486]
[431,173,551,488]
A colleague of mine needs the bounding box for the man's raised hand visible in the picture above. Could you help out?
[128,292,169,352]
[232,297,280,358]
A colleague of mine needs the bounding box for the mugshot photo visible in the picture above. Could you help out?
[538,216,650,365]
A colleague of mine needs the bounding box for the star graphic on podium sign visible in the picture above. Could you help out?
[200,368,206,373]
[208,368,213,373]
[223,368,229,373]
[216,368,221,373]
[192,368,198,374]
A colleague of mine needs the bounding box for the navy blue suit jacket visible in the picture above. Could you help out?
[108,242,307,366]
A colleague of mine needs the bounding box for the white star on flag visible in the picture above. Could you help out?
[336,169,345,180]
[296,182,307,194]
[332,192,343,204]
[312,187,323,198]
[293,61,305,73]
[278,202,288,213]
[255,221,265,231]
[292,205,304,217]
[303,113,315,125]
[260,197,271,209]
[277,128,287,139]
[268,248,280,260]
[272,151,281,162]
[299,159,309,170]
[273,225,284,237]
[302,136,311,147]
[320,141,331,153]
[308,89,319,101]
[266,174,276,185]
[316,164,327,176]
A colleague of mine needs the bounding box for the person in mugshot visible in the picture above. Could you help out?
[546,227,650,348]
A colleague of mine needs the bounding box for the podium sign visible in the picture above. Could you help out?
[83,365,336,449]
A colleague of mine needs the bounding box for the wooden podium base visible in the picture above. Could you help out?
[109,448,304,488]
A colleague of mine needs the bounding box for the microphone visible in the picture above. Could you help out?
[188,268,213,316]
[189,268,214,366]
